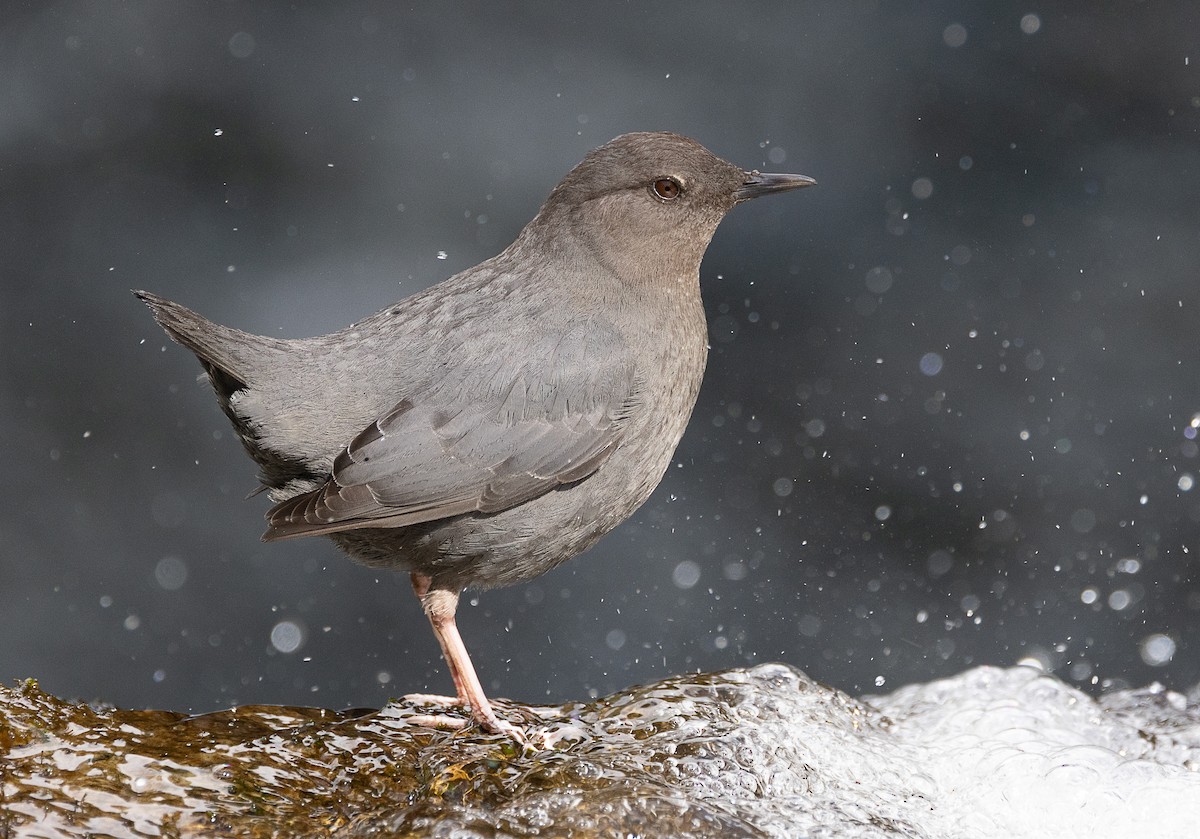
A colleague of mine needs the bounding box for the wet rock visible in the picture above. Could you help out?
[3,664,1200,837]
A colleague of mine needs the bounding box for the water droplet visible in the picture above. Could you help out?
[270,620,305,654]
[943,23,968,48]
[919,352,944,376]
[227,31,255,59]
[154,555,188,591]
[671,560,701,589]
[1140,634,1176,666]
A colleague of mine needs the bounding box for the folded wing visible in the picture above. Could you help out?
[264,321,638,540]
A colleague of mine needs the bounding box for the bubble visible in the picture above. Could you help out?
[1179,474,1195,491]
[1020,13,1042,34]
[865,266,894,293]
[919,352,944,376]
[605,629,627,651]
[124,614,141,631]
[798,614,822,637]
[1107,590,1132,611]
[376,670,392,685]
[1024,350,1045,371]
[911,177,933,199]
[154,555,188,591]
[227,31,255,58]
[1140,634,1176,666]
[875,505,892,521]
[672,560,701,589]
[270,620,305,654]
[768,146,787,164]
[943,23,968,48]
[803,418,826,438]
[1080,587,1098,605]
[773,477,794,497]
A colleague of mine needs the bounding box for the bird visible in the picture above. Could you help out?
[136,131,814,739]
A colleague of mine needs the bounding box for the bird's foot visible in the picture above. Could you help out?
[406,711,468,731]
[480,715,528,745]
[403,693,530,745]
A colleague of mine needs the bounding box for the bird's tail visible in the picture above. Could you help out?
[135,289,320,491]
[134,290,285,399]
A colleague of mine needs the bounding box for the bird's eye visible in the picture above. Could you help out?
[652,178,682,201]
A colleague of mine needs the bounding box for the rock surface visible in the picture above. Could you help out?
[3,664,1200,838]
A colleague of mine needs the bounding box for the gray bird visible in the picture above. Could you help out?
[136,131,813,738]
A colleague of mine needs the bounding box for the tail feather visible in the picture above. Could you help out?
[135,290,322,491]
[134,290,284,396]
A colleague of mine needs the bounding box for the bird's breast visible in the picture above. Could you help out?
[608,297,709,492]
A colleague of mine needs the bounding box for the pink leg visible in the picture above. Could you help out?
[410,573,522,739]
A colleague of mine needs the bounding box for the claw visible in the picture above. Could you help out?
[403,692,530,744]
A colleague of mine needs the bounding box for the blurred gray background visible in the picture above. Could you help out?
[4,2,1199,714]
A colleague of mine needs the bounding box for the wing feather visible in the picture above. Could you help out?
[263,321,638,541]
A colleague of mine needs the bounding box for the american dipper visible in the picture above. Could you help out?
[136,132,813,738]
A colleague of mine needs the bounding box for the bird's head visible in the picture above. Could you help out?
[529,131,815,288]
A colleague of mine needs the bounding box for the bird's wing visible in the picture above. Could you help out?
[263,320,639,540]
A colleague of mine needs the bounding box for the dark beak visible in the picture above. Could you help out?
[734,171,817,202]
